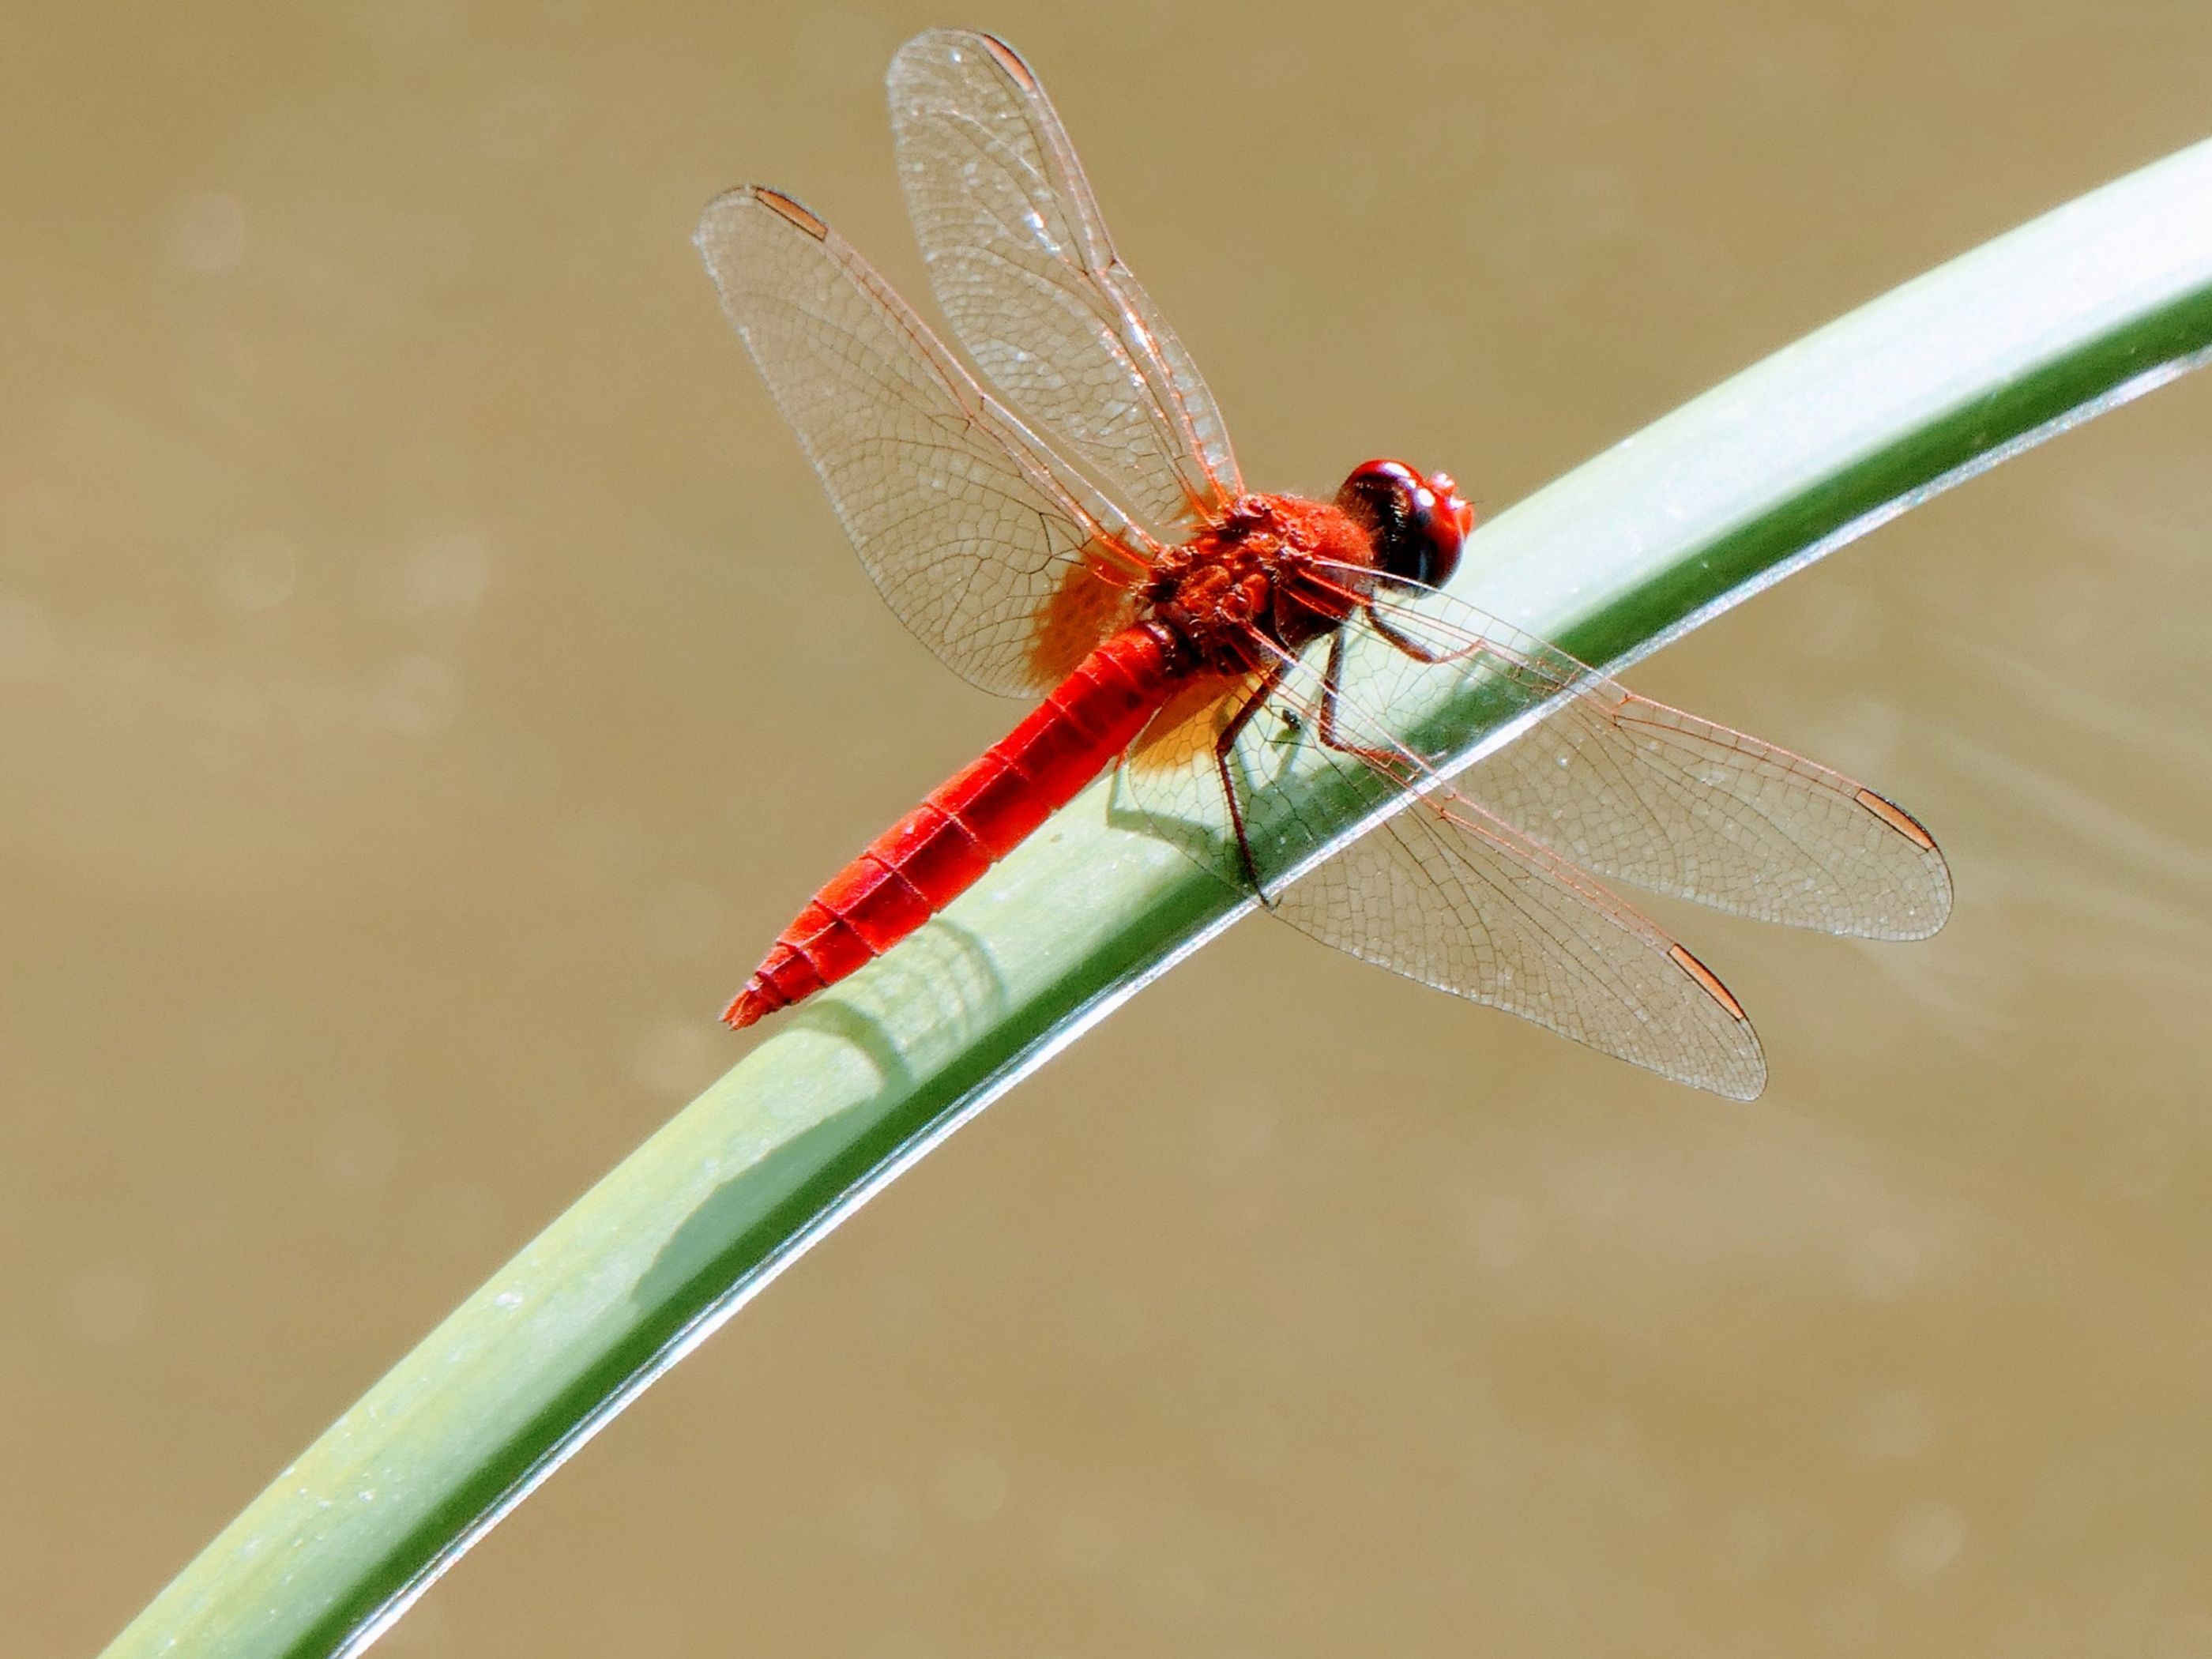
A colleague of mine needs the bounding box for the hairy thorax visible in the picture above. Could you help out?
[1143,493,1378,675]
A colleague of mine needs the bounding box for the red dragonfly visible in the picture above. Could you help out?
[697,28,1950,1099]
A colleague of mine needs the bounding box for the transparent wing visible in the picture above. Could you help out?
[1115,642,1766,1098]
[888,28,1240,538]
[1334,569,1953,939]
[695,184,1154,698]
[1281,788,1768,1101]
[1458,681,1953,939]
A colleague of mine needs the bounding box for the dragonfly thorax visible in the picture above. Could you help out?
[1144,492,1375,673]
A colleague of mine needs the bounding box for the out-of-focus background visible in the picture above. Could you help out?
[6,2,2212,1654]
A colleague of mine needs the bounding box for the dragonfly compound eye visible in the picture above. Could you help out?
[1334,457,1473,590]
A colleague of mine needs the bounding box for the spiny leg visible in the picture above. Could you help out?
[1315,631,1416,777]
[1367,600,1571,705]
[1214,659,1292,902]
[1368,604,1473,665]
[1307,633,1469,861]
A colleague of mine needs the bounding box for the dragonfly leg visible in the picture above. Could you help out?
[1215,659,1293,903]
[1360,606,1587,743]
[1367,600,1578,702]
[1315,632,1418,780]
[1367,604,1475,666]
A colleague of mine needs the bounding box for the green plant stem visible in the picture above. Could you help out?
[104,137,2212,1659]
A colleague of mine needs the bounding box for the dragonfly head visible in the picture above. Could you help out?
[1335,459,1476,590]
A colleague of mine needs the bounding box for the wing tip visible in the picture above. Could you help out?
[1849,787,1955,941]
[973,32,1038,89]
[1853,786,1937,852]
[890,27,1036,92]
[1668,942,1747,1023]
[749,186,830,240]
[1664,942,1766,1100]
[1717,1063,1768,1103]
[694,184,832,254]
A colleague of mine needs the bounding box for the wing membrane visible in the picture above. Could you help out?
[1115,571,1951,1097]
[695,184,1152,697]
[1116,641,1766,1098]
[1333,572,1953,939]
[1279,787,1768,1100]
[1460,678,1951,939]
[888,28,1240,537]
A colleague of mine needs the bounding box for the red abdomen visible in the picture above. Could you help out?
[725,626,1185,1027]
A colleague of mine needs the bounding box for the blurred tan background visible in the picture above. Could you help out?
[6,2,2212,1655]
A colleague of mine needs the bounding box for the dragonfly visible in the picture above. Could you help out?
[696,28,1951,1100]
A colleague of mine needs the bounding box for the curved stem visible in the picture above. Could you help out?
[103,137,2212,1659]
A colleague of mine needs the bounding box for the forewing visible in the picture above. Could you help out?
[888,29,1240,537]
[1345,576,1953,939]
[695,184,1150,698]
[1459,681,1953,939]
[1113,645,1766,1099]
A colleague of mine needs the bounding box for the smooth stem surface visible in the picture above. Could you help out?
[105,137,2212,1659]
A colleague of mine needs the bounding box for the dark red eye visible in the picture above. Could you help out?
[1334,457,1475,589]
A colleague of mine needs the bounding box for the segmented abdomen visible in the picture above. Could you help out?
[725,626,1183,1027]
